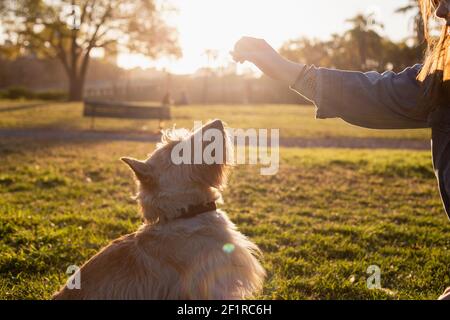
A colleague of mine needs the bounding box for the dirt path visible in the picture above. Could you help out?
[0,128,430,150]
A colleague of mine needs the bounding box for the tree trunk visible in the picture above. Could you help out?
[68,76,84,101]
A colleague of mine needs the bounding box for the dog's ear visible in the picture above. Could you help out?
[187,119,227,162]
[121,157,154,186]
[202,119,224,132]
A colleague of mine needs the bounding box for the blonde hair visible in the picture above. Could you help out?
[418,0,449,109]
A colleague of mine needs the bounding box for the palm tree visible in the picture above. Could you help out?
[201,49,218,103]
[345,13,384,70]
[396,0,425,46]
[395,0,426,61]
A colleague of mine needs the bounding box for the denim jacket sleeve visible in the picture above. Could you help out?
[291,64,430,129]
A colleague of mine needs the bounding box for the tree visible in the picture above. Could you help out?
[396,0,424,45]
[279,13,385,71]
[279,12,419,73]
[279,37,331,67]
[345,13,384,70]
[0,0,181,101]
[395,0,426,61]
[201,49,218,103]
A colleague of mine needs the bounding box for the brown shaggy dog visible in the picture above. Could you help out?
[53,119,265,299]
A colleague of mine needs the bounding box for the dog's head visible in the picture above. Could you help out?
[121,119,231,224]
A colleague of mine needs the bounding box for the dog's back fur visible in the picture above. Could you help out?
[53,210,265,300]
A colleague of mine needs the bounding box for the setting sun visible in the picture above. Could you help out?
[117,53,153,70]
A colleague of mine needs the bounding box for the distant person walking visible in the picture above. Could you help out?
[176,90,189,106]
[233,0,450,299]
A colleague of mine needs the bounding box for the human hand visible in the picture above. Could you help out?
[231,37,303,85]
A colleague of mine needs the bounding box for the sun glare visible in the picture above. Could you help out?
[117,53,153,70]
[115,0,411,74]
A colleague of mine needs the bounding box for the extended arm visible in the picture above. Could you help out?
[291,64,430,129]
[232,37,431,129]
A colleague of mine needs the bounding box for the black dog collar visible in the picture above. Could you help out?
[178,202,217,220]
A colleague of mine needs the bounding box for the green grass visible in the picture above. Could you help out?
[0,101,431,139]
[1,139,449,299]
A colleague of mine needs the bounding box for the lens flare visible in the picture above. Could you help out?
[222,243,235,254]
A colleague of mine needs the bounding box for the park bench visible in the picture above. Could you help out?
[83,100,171,131]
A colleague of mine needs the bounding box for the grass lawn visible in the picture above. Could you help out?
[1,138,449,299]
[0,101,431,140]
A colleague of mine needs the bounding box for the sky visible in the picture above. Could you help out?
[117,0,416,74]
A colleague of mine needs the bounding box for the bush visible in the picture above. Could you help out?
[0,87,67,101]
[35,90,67,101]
[1,86,35,100]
